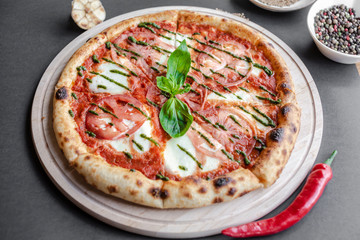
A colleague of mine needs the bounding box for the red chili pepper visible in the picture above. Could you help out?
[222,150,337,238]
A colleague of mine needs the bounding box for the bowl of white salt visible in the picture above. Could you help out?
[249,0,317,12]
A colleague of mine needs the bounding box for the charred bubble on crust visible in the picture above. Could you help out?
[281,105,291,116]
[279,81,292,95]
[291,123,298,133]
[212,197,223,203]
[136,180,143,187]
[160,189,168,199]
[70,161,78,168]
[183,192,192,199]
[238,190,250,198]
[107,185,118,193]
[149,187,161,198]
[187,176,201,184]
[227,187,236,196]
[282,149,287,156]
[269,128,284,142]
[55,87,68,100]
[198,187,207,194]
[130,190,138,196]
[214,177,231,188]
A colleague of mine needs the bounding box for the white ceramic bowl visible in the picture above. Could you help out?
[307,0,360,64]
[250,0,316,12]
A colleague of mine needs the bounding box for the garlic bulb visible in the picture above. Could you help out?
[71,0,106,30]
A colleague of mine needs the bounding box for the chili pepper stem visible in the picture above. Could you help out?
[324,150,337,166]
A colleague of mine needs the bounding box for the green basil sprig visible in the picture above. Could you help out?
[156,40,193,138]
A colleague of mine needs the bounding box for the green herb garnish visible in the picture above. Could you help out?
[156,40,193,138]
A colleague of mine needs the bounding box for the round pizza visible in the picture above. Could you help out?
[53,10,301,208]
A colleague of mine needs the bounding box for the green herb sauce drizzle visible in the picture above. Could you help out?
[132,139,144,151]
[139,133,159,146]
[191,127,215,147]
[90,71,131,91]
[127,103,151,120]
[102,57,138,76]
[177,144,203,169]
[235,150,251,165]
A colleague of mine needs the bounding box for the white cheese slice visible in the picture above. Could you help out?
[109,137,130,153]
[175,33,192,47]
[207,89,261,104]
[234,60,263,77]
[89,62,129,94]
[202,157,220,172]
[159,33,176,47]
[132,120,152,153]
[235,61,251,71]
[108,120,153,154]
[164,134,198,177]
[251,66,262,77]
[237,106,271,132]
[158,54,168,65]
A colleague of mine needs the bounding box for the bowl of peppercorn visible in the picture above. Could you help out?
[307,0,360,64]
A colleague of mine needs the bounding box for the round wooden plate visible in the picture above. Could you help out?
[31,6,323,239]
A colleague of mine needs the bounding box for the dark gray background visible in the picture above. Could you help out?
[1,0,359,239]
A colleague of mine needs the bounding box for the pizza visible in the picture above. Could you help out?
[53,10,301,208]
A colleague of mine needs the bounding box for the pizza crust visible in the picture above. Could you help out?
[53,10,300,209]
[162,168,261,208]
[103,10,178,41]
[73,154,164,208]
[251,103,301,187]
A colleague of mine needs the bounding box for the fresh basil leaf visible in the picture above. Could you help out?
[159,97,193,138]
[166,40,191,89]
[174,83,191,95]
[156,76,177,95]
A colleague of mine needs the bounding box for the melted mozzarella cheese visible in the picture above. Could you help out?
[175,33,192,47]
[251,66,262,77]
[109,137,129,152]
[108,120,153,153]
[164,134,198,177]
[207,89,260,104]
[236,61,251,71]
[89,62,129,94]
[159,34,176,47]
[158,54,168,65]
[234,61,264,77]
[132,120,152,153]
[237,106,271,132]
[202,157,220,172]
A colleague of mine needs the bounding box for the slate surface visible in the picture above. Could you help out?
[0,0,359,239]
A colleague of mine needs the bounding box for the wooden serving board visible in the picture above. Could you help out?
[31,6,323,239]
